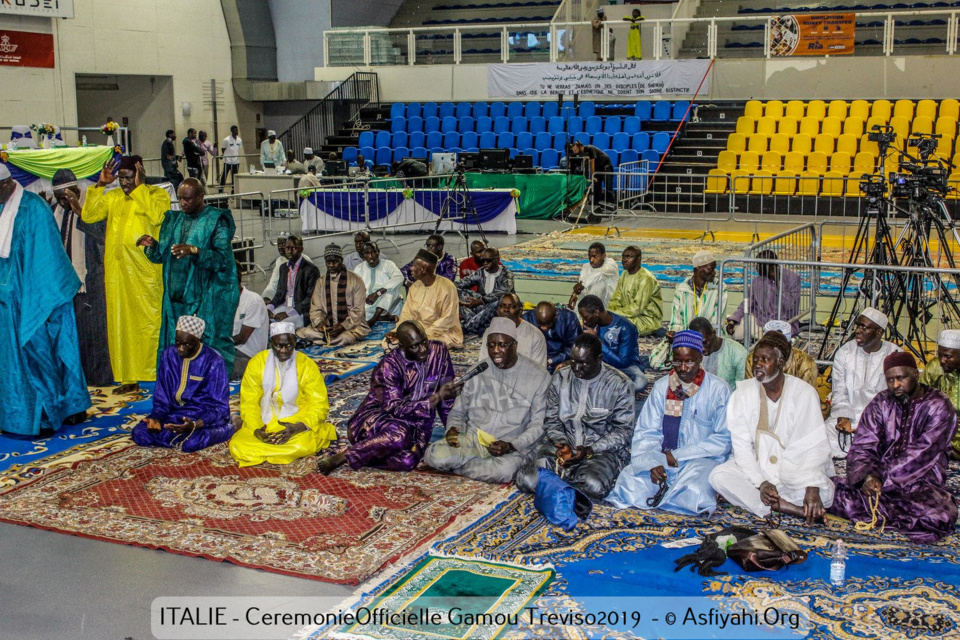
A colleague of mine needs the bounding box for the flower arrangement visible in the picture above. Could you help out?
[0,151,8,163]
[510,188,521,198]
[113,145,124,154]
[402,188,414,199]
[30,123,56,138]
[100,121,119,135]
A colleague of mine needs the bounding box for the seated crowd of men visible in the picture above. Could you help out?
[2,158,956,547]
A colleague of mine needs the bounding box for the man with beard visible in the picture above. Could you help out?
[608,246,662,336]
[297,243,369,346]
[919,329,960,459]
[354,241,404,325]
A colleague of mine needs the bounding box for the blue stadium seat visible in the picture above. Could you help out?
[443,131,460,148]
[516,132,533,149]
[493,116,510,133]
[652,101,672,121]
[393,146,411,162]
[472,102,489,118]
[542,101,559,119]
[579,101,596,118]
[460,116,475,132]
[553,133,568,150]
[455,102,472,119]
[641,148,660,168]
[573,133,591,146]
[376,146,392,166]
[441,116,458,134]
[540,148,559,169]
[391,117,406,134]
[511,116,528,133]
[592,132,611,150]
[407,116,424,133]
[426,131,443,148]
[407,103,422,119]
[534,131,551,150]
[524,102,541,119]
[606,149,619,168]
[560,104,576,119]
[619,148,639,166]
[411,146,428,159]
[476,116,493,134]
[360,146,375,162]
[423,103,439,119]
[447,147,463,154]
[567,116,584,135]
[424,116,441,133]
[490,102,507,119]
[497,132,515,148]
[479,131,497,148]
[632,132,650,151]
[508,147,519,159]
[651,131,671,154]
[611,132,630,152]
[462,131,479,150]
[529,116,546,134]
[438,102,455,118]
[343,147,358,164]
[390,104,405,119]
[634,102,652,120]
[375,130,391,147]
[623,116,642,135]
[521,148,539,164]
[547,116,565,135]
[409,131,426,148]
[358,131,374,148]
[393,131,408,148]
[603,116,622,134]
[672,101,691,121]
[430,146,443,156]
[584,116,603,135]
[507,102,524,119]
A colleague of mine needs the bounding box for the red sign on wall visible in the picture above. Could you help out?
[0,30,55,68]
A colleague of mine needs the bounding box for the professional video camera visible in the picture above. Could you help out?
[867,124,897,146]
[859,173,886,203]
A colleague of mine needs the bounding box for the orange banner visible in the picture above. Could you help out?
[769,13,856,56]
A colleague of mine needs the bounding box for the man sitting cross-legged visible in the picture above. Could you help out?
[744,321,818,389]
[918,329,960,459]
[229,322,337,467]
[608,330,731,515]
[479,293,547,369]
[315,321,461,475]
[577,294,648,394]
[458,248,515,336]
[523,301,583,373]
[297,243,370,346]
[354,240,404,326]
[709,332,835,524]
[831,351,958,543]
[424,318,550,483]
[515,333,635,501]
[132,316,234,452]
[394,249,463,349]
[608,245,663,337]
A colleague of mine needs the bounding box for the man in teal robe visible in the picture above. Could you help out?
[0,167,91,435]
[138,178,239,371]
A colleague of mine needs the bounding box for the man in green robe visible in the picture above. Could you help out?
[608,246,663,336]
[919,329,960,459]
[137,178,239,372]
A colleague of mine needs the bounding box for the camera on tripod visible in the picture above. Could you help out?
[867,124,897,145]
[859,173,886,203]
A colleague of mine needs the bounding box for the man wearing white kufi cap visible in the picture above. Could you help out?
[230,321,336,467]
[824,307,901,459]
[132,316,233,452]
[920,328,960,458]
[260,130,285,171]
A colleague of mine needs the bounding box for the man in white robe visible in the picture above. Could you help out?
[569,241,620,308]
[824,307,900,459]
[354,240,403,325]
[479,293,547,369]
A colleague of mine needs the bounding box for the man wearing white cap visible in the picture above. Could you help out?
[744,320,819,390]
[131,316,233,452]
[920,328,960,458]
[825,308,901,459]
[260,130,285,172]
[424,317,550,483]
[303,148,324,175]
[230,321,337,467]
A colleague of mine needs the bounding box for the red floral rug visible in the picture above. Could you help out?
[0,443,510,584]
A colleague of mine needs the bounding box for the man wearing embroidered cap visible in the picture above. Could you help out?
[609,330,732,514]
[920,329,960,458]
[424,317,550,483]
[824,308,901,459]
[297,243,370,346]
[744,322,819,390]
[82,155,168,394]
[831,351,958,543]
[131,316,233,452]
[0,164,91,435]
[230,321,337,467]
[260,130,285,171]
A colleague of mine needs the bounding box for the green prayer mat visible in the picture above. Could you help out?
[339,555,554,640]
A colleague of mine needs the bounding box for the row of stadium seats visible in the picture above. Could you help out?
[388,100,692,122]
[345,146,661,170]
[705,169,879,197]
[743,98,960,122]
[718,150,877,175]
[360,130,672,154]
[388,115,655,136]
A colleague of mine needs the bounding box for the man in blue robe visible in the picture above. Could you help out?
[608,330,732,515]
[131,316,233,452]
[0,167,90,435]
[523,301,583,373]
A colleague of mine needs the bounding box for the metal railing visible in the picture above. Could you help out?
[204,190,269,276]
[279,73,380,155]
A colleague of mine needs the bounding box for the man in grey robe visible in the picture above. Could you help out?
[515,333,635,500]
[424,317,550,483]
[479,293,548,369]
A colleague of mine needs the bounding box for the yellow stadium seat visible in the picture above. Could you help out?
[828,100,848,120]
[849,100,870,121]
[726,133,747,153]
[948,172,960,199]
[821,116,842,138]
[717,150,737,172]
[792,134,813,155]
[784,151,805,173]
[736,116,755,135]
[822,171,845,197]
[747,134,768,153]
[860,134,879,157]
[765,100,784,119]
[936,117,957,139]
[846,172,866,197]
[831,152,852,174]
[916,99,937,121]
[799,117,820,136]
[774,170,798,195]
[854,151,876,173]
[889,116,910,146]
[769,134,790,155]
[807,151,828,174]
[807,100,827,121]
[704,168,729,194]
[785,101,805,120]
[739,151,760,173]
[871,100,892,122]
[864,115,887,137]
[777,117,798,136]
[744,101,763,119]
[893,99,915,121]
[843,118,864,139]
[757,117,777,137]
[749,170,774,195]
[912,116,933,136]
[798,171,821,196]
[730,169,750,194]
[940,99,960,122]
[761,151,782,171]
[936,137,954,159]
[814,133,835,155]
[836,134,859,156]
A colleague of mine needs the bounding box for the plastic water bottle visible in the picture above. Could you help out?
[829,539,846,586]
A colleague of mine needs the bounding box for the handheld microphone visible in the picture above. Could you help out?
[456,361,489,385]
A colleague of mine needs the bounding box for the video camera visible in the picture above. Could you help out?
[889,163,949,199]
[859,173,886,203]
[867,124,897,146]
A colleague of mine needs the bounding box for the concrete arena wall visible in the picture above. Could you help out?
[316,56,960,101]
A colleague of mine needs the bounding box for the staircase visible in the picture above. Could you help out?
[320,103,394,157]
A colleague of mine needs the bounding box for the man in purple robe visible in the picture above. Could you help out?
[131,315,234,452]
[726,249,801,341]
[831,351,958,543]
[315,321,461,474]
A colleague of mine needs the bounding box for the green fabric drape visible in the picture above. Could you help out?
[464,173,588,219]
[6,147,115,180]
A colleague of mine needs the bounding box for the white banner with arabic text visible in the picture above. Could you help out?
[487,60,712,98]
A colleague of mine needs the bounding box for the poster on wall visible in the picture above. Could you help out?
[487,60,712,98]
[769,13,855,56]
[0,0,74,19]
[0,30,55,68]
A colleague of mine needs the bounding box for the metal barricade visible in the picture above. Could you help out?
[729,173,868,229]
[203,190,268,276]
